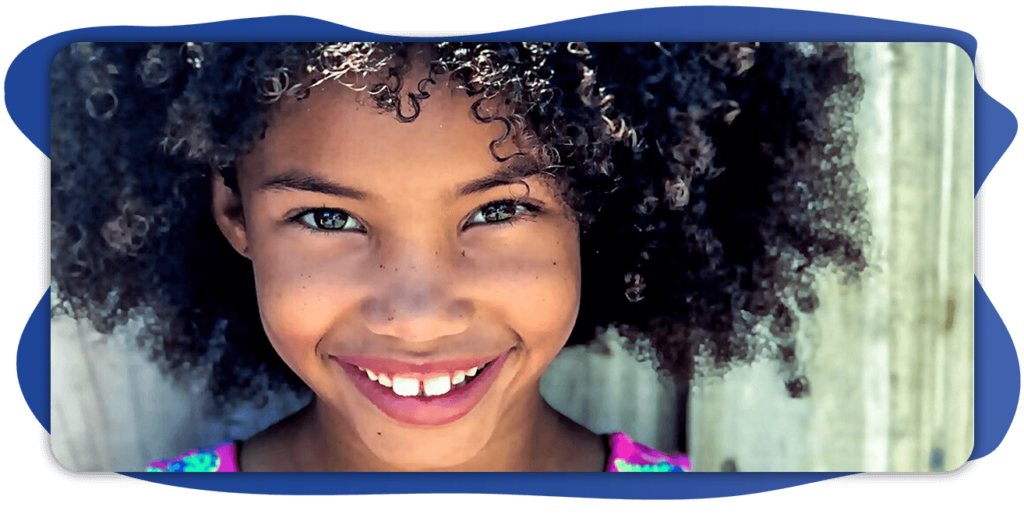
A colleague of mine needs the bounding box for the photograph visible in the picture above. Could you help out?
[48,41,973,472]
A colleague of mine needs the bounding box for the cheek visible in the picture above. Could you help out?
[521,260,580,341]
[478,228,582,353]
[249,237,367,363]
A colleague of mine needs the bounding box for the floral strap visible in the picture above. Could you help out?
[145,441,238,472]
[606,432,691,472]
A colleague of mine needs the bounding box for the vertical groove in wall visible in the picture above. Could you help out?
[861,42,894,472]
[929,42,959,467]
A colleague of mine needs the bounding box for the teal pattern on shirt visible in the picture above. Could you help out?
[611,458,687,472]
[146,448,221,472]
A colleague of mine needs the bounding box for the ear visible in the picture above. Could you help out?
[211,172,251,259]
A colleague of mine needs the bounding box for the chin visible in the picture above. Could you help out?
[360,427,487,470]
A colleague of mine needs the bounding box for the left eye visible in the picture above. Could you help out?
[468,201,532,226]
[297,209,364,231]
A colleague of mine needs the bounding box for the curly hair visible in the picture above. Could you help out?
[50,42,868,407]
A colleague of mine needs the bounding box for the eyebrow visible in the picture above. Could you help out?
[256,159,543,201]
[455,160,543,198]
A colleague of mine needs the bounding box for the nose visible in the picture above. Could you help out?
[362,240,472,344]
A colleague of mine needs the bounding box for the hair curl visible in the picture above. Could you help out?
[51,42,868,407]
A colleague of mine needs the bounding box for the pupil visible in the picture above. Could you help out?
[486,204,514,222]
[317,211,347,229]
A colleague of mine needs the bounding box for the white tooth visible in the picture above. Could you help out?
[357,366,365,371]
[467,367,478,377]
[452,371,466,385]
[378,373,392,387]
[423,375,452,397]
[366,369,378,381]
[391,377,419,397]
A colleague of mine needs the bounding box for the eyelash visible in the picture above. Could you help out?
[289,199,541,234]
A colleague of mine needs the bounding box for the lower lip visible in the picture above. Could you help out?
[336,351,511,426]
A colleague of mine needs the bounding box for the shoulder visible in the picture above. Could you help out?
[145,441,239,472]
[606,432,691,472]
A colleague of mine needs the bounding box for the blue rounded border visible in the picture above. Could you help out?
[11,7,1019,499]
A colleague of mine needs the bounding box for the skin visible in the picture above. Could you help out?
[211,54,607,471]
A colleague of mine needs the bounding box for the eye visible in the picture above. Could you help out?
[295,209,365,232]
[466,200,539,227]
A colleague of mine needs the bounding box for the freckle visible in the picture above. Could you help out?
[552,261,557,266]
[462,251,466,257]
[379,264,384,269]
[377,432,382,436]
[388,317,394,321]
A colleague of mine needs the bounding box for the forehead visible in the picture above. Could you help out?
[272,70,498,136]
[246,72,519,192]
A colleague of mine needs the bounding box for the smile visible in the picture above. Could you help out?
[355,361,492,398]
[332,351,512,426]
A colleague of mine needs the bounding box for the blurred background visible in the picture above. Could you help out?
[50,42,974,472]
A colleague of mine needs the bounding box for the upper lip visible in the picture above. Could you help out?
[333,352,507,377]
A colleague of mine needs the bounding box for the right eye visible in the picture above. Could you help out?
[294,209,365,232]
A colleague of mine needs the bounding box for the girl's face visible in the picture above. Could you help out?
[214,64,582,469]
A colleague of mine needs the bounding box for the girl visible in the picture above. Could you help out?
[50,42,868,472]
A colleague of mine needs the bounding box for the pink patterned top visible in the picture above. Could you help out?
[145,432,690,472]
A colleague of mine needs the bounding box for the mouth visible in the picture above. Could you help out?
[332,350,512,426]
